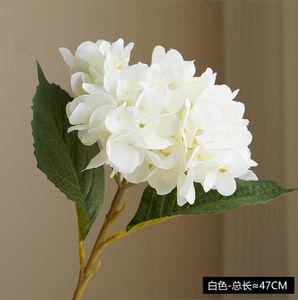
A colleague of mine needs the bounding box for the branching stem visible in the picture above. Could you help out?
[72,177,132,300]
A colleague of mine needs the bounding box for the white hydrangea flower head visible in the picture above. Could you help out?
[62,38,258,206]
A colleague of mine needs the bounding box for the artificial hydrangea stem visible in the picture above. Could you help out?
[75,205,86,287]
[72,178,131,300]
[77,241,86,286]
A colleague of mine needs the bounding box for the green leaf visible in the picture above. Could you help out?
[127,180,295,232]
[32,62,104,240]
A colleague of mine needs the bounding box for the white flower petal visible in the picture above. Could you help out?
[203,172,217,192]
[177,169,195,206]
[159,114,180,137]
[67,124,88,133]
[123,42,134,58]
[68,102,89,125]
[82,82,102,94]
[89,105,115,128]
[59,47,74,66]
[86,91,117,108]
[215,176,237,196]
[144,134,172,150]
[105,106,140,133]
[71,72,85,96]
[104,69,120,94]
[148,167,179,195]
[107,133,145,173]
[194,99,224,130]
[66,95,87,118]
[177,192,188,206]
[123,160,151,183]
[239,170,258,181]
[146,150,177,169]
[85,151,108,170]
[152,45,166,64]
[78,128,102,146]
[225,101,245,122]
[75,41,103,66]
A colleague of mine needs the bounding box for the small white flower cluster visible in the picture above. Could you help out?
[60,38,257,206]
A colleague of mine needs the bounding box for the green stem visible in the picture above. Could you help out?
[72,179,130,300]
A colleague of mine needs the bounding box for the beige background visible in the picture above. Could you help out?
[222,1,296,299]
[0,0,297,299]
